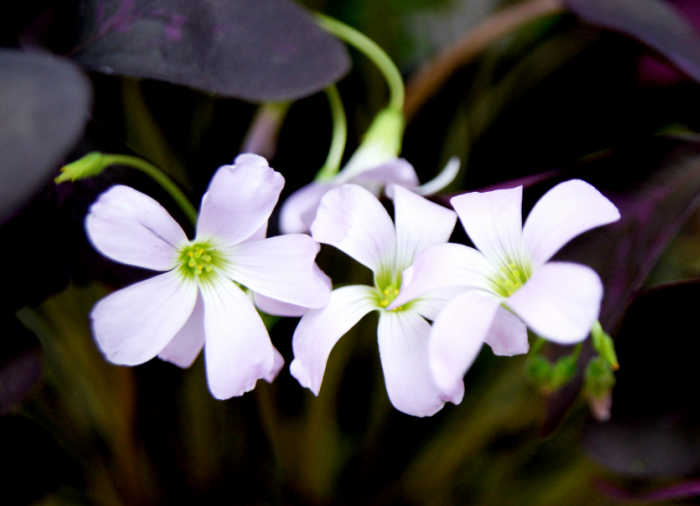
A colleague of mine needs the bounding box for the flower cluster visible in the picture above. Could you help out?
[86,152,619,416]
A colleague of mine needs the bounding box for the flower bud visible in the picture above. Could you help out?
[55,152,106,183]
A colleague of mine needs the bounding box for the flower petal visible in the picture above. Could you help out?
[351,158,419,190]
[410,286,466,321]
[415,157,460,196]
[429,290,502,397]
[201,278,281,399]
[278,182,335,234]
[392,184,457,270]
[196,154,284,245]
[223,235,330,309]
[484,306,529,356]
[450,186,525,267]
[311,184,396,273]
[85,185,186,271]
[507,261,602,344]
[389,243,492,310]
[378,310,462,417]
[336,142,394,181]
[523,179,621,266]
[254,293,309,317]
[158,294,205,368]
[90,271,197,365]
[290,285,376,395]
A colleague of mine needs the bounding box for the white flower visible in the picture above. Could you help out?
[290,183,464,417]
[279,110,459,233]
[390,179,620,398]
[279,157,460,234]
[86,154,331,399]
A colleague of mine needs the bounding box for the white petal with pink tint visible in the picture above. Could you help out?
[450,186,524,266]
[254,293,309,317]
[390,243,492,310]
[290,285,376,395]
[429,290,502,397]
[159,295,205,368]
[201,278,281,399]
[311,184,396,273]
[378,310,462,417]
[196,154,284,245]
[279,182,335,234]
[224,235,330,309]
[415,157,460,196]
[484,306,529,356]
[507,261,602,344]
[86,185,186,271]
[410,286,466,321]
[523,179,620,266]
[351,158,419,190]
[91,270,197,365]
[392,185,456,270]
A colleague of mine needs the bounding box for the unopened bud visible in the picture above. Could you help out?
[55,152,106,183]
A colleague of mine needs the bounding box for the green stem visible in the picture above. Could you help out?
[315,85,347,181]
[103,154,198,225]
[315,13,404,110]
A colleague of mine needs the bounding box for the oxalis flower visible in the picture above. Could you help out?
[279,110,459,233]
[86,154,330,399]
[290,183,464,417]
[389,179,620,398]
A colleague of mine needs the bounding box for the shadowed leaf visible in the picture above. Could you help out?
[583,280,700,477]
[530,137,700,433]
[565,0,700,82]
[70,0,350,101]
[0,315,42,414]
[0,49,91,222]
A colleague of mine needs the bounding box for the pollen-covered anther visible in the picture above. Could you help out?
[177,241,224,281]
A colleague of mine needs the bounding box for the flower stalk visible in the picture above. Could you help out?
[315,85,347,181]
[57,152,198,226]
[315,13,405,111]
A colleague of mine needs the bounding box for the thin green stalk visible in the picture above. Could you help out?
[315,13,404,110]
[315,85,347,181]
[102,154,198,225]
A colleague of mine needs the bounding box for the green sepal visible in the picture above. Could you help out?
[525,354,553,390]
[591,321,619,370]
[55,152,107,183]
[526,341,581,393]
[584,356,615,400]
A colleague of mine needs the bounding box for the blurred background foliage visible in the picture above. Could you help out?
[3,0,700,504]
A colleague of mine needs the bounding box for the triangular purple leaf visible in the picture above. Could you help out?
[70,0,350,101]
[565,0,700,82]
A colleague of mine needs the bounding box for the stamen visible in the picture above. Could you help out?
[177,241,225,283]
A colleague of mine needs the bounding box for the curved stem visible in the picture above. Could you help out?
[404,0,565,120]
[315,13,404,110]
[102,154,198,225]
[315,85,347,181]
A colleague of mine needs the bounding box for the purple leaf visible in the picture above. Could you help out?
[536,138,700,433]
[583,280,700,477]
[70,0,350,101]
[0,49,91,222]
[565,0,700,82]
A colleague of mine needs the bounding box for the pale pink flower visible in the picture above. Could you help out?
[290,183,464,416]
[279,156,460,234]
[390,179,620,398]
[86,154,330,399]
